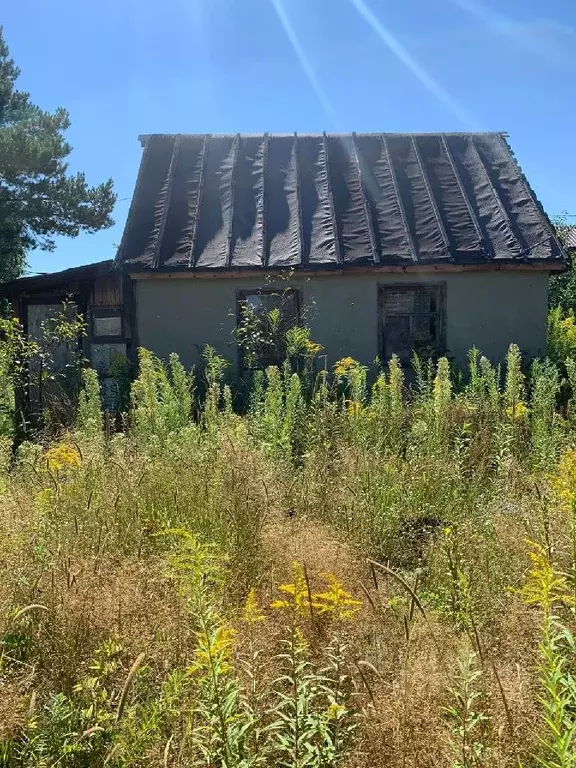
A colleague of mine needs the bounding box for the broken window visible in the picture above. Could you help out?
[236,288,300,368]
[380,284,445,364]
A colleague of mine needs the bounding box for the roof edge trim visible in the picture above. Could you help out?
[129,261,564,280]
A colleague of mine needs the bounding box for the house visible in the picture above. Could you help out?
[563,226,576,254]
[2,132,566,394]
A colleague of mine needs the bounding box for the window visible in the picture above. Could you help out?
[236,288,300,368]
[91,308,123,340]
[380,284,445,364]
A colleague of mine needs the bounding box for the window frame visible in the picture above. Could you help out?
[378,282,446,365]
[90,307,125,343]
[236,287,302,370]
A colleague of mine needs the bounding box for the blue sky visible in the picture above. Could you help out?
[3,0,576,274]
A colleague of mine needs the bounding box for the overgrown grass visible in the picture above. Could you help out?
[2,342,576,767]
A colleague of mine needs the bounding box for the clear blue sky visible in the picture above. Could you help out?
[3,0,576,274]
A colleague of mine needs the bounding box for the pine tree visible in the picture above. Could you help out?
[0,26,116,281]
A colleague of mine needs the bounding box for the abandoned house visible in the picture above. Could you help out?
[1,132,566,403]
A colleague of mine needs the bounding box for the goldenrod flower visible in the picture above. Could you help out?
[190,626,236,675]
[346,400,363,416]
[44,442,81,473]
[522,543,573,611]
[243,588,265,624]
[271,562,312,615]
[304,339,323,356]
[549,448,576,511]
[505,401,529,422]
[334,357,357,376]
[325,703,346,720]
[271,563,362,621]
[313,572,362,621]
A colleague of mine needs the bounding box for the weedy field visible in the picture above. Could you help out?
[2,338,576,768]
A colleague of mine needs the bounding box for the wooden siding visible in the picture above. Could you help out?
[5,266,129,415]
[91,275,123,307]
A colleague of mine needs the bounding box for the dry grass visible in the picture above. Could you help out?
[0,439,554,767]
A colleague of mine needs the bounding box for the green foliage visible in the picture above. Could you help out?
[130,348,194,443]
[11,637,123,767]
[523,545,576,767]
[76,368,103,439]
[269,627,330,768]
[412,351,436,403]
[107,352,132,414]
[202,345,229,433]
[236,301,283,369]
[0,301,87,434]
[530,359,560,472]
[169,352,194,424]
[163,531,256,767]
[504,343,525,418]
[465,350,500,417]
[0,315,27,434]
[235,291,322,378]
[15,691,107,767]
[549,215,576,315]
[0,27,115,280]
[432,356,452,450]
[445,649,487,768]
[548,307,576,363]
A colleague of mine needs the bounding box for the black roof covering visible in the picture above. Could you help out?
[0,260,114,295]
[115,132,564,271]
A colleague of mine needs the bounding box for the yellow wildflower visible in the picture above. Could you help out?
[325,703,346,720]
[312,572,362,621]
[505,401,529,422]
[243,588,265,624]
[44,442,81,473]
[346,400,363,416]
[304,339,323,356]
[334,357,357,377]
[190,626,236,675]
[521,543,573,611]
[271,561,312,615]
[549,448,576,511]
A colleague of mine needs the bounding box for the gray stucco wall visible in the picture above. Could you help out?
[134,271,549,372]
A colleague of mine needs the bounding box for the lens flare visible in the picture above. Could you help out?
[269,0,339,126]
[348,0,480,129]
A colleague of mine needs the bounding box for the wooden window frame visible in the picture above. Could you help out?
[236,287,302,370]
[378,282,446,365]
[90,306,125,343]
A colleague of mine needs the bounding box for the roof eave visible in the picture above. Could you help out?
[0,259,116,296]
[126,259,566,280]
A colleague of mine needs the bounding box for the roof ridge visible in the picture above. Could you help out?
[139,130,509,144]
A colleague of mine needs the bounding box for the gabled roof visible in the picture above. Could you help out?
[115,132,564,272]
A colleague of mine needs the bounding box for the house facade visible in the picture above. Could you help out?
[133,269,550,371]
[2,132,565,394]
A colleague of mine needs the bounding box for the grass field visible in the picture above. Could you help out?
[1,342,576,767]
